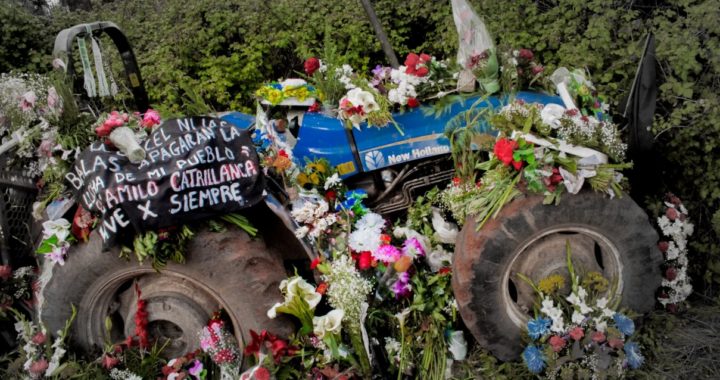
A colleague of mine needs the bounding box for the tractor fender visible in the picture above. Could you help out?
[263,192,316,261]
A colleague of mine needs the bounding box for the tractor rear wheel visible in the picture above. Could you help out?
[39,225,292,359]
[452,191,662,361]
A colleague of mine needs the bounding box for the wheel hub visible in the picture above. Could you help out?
[502,227,623,328]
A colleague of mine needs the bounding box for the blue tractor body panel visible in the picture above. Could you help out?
[224,92,563,178]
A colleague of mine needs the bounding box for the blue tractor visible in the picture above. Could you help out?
[39,20,661,364]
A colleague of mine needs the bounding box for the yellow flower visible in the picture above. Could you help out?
[538,274,566,294]
[582,271,609,293]
[296,173,309,187]
[309,172,320,185]
[266,88,284,105]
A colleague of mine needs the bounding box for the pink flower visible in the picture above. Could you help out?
[549,335,566,352]
[402,237,425,259]
[31,331,46,345]
[608,338,624,349]
[591,331,606,343]
[29,358,48,377]
[47,87,60,111]
[48,243,68,265]
[20,91,36,112]
[569,327,584,341]
[665,267,678,281]
[666,207,679,221]
[38,139,54,157]
[658,241,669,253]
[531,65,544,75]
[141,109,161,129]
[101,354,120,369]
[0,265,11,281]
[372,244,402,263]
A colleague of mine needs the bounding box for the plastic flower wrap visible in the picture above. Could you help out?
[520,244,644,377]
[199,316,241,376]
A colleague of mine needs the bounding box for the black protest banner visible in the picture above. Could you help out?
[66,116,264,247]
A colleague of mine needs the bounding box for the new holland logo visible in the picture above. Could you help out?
[364,150,385,169]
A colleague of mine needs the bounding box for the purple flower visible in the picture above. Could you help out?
[391,272,412,298]
[373,244,402,263]
[188,359,204,378]
[402,237,425,259]
[48,243,68,265]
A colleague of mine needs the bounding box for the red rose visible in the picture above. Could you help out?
[665,266,678,281]
[518,48,534,60]
[407,97,420,108]
[549,335,566,352]
[569,327,584,341]
[591,331,606,343]
[304,57,320,76]
[658,241,669,252]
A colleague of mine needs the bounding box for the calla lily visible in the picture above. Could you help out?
[312,309,344,339]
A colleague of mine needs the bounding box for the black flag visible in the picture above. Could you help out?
[622,34,658,198]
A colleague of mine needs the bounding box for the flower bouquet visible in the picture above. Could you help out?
[93,109,161,164]
[466,49,500,94]
[520,244,645,378]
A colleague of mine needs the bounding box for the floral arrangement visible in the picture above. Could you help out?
[0,265,35,316]
[36,218,73,265]
[656,193,694,312]
[466,49,499,94]
[199,314,242,377]
[440,88,631,229]
[11,306,75,379]
[255,80,318,106]
[161,351,205,380]
[521,244,645,377]
[499,48,546,92]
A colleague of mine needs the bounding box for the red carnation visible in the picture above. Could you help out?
[665,266,678,281]
[591,331,606,343]
[518,48,534,60]
[569,327,584,341]
[549,335,566,352]
[357,251,374,270]
[608,338,624,349]
[415,66,429,77]
[304,57,320,76]
[407,97,420,108]
[658,241,669,252]
[493,138,522,170]
[253,367,271,380]
[452,177,461,187]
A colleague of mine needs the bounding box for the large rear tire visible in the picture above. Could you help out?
[452,191,662,361]
[39,225,292,359]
